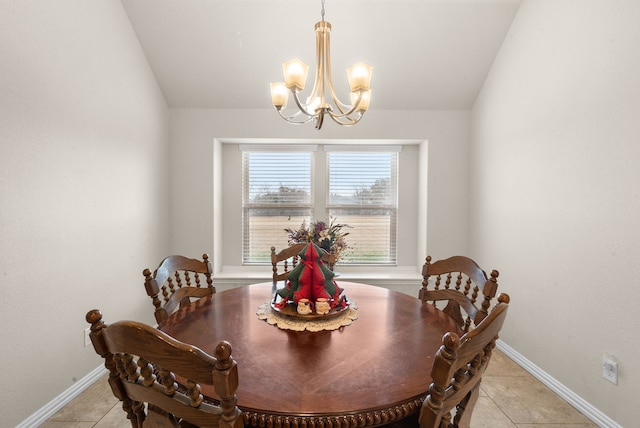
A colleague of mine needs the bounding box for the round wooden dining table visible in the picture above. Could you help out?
[159,281,461,428]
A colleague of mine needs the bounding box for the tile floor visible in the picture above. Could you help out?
[41,350,597,428]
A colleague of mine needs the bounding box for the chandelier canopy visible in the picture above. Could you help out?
[269,0,372,130]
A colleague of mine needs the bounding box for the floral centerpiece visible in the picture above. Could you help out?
[285,218,350,262]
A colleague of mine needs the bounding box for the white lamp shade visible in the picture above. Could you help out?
[350,90,371,112]
[283,58,309,91]
[347,62,372,92]
[270,82,288,108]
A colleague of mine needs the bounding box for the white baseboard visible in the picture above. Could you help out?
[496,340,622,428]
[17,365,107,428]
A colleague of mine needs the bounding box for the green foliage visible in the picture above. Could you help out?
[253,185,308,204]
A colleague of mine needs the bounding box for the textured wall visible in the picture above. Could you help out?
[470,1,640,426]
[0,1,170,425]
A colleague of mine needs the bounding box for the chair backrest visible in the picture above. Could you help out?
[143,253,215,324]
[85,309,242,428]
[271,243,336,284]
[419,255,499,333]
[419,293,510,428]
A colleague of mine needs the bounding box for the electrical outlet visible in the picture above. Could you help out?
[84,327,91,348]
[602,354,618,384]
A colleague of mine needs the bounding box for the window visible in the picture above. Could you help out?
[326,147,398,264]
[242,147,315,263]
[241,145,399,265]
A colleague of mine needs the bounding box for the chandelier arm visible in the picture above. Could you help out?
[327,90,352,114]
[326,90,365,119]
[291,90,319,118]
[323,29,353,114]
[326,111,362,127]
[276,108,317,125]
[315,111,325,130]
[300,28,322,107]
[313,21,329,108]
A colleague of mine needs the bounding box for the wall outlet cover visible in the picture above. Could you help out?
[602,355,618,385]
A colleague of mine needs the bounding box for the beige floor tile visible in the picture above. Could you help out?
[41,355,601,428]
[39,422,96,428]
[481,349,528,397]
[516,425,597,428]
[46,374,117,423]
[471,396,517,428]
[94,402,132,427]
[485,349,530,377]
[481,376,594,425]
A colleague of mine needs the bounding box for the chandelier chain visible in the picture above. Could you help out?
[321,0,325,21]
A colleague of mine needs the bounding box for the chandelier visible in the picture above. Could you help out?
[269,0,372,130]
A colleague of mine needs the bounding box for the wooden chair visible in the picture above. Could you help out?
[85,309,243,428]
[419,255,499,334]
[271,243,336,285]
[419,293,510,428]
[143,254,215,324]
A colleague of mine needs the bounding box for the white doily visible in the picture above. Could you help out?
[256,301,358,332]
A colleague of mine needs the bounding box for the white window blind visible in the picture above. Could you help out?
[242,150,314,263]
[241,145,399,265]
[327,150,398,264]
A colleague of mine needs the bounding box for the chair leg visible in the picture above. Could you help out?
[452,382,480,428]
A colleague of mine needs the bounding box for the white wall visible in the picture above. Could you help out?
[168,108,471,274]
[470,1,640,426]
[0,1,170,426]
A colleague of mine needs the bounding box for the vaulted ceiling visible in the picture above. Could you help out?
[121,0,521,111]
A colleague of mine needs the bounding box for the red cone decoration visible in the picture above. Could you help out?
[275,243,346,311]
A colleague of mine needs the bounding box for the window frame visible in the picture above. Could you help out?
[240,144,400,265]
